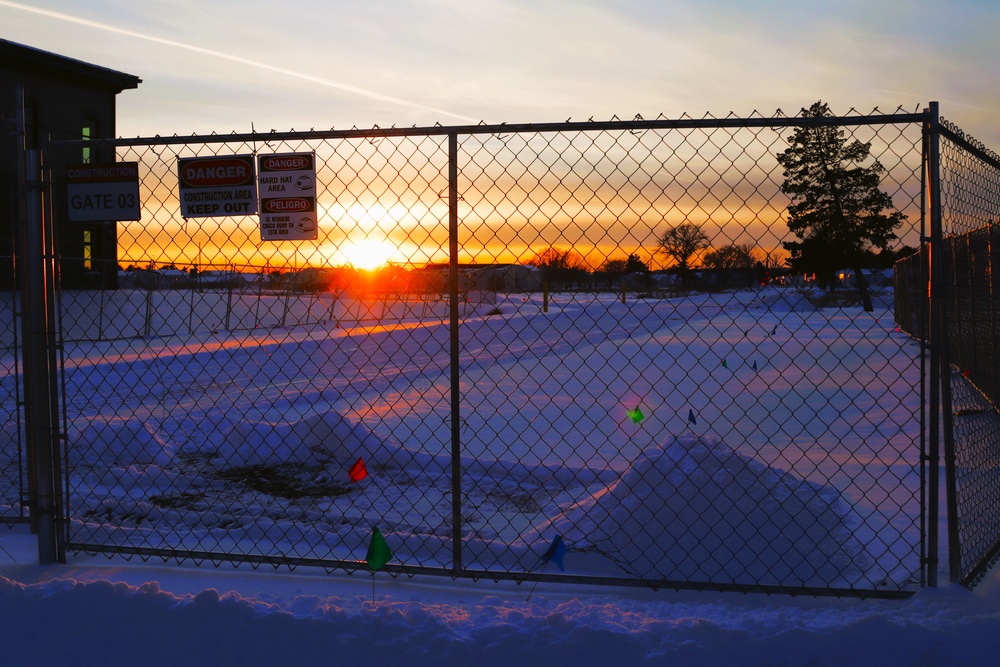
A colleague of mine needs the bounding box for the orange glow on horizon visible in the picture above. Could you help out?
[333,238,401,270]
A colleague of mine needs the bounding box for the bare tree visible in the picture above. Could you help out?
[703,243,760,286]
[657,224,709,284]
[530,247,588,290]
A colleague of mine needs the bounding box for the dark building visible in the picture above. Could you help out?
[1,39,140,290]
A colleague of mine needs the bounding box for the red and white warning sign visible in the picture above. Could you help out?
[177,155,258,218]
[258,152,317,241]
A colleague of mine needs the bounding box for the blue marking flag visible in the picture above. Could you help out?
[541,535,567,572]
[752,359,758,371]
[688,408,697,425]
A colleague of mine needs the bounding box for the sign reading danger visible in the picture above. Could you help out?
[258,152,317,241]
[177,155,258,218]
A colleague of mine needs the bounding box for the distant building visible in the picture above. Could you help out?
[0,39,141,290]
[836,268,894,290]
[488,264,542,292]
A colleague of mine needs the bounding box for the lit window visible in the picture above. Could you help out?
[81,121,96,163]
[83,230,92,271]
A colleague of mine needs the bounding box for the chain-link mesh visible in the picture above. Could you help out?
[937,120,1000,588]
[0,109,28,526]
[44,108,927,597]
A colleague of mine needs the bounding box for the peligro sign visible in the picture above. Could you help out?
[263,197,310,213]
[257,152,317,241]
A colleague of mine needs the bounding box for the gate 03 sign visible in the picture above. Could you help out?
[258,152,318,241]
[177,155,258,218]
[65,162,141,222]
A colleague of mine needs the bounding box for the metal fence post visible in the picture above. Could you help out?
[448,131,463,573]
[927,101,962,585]
[925,101,958,586]
[21,148,59,564]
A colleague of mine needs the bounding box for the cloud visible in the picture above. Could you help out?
[0,0,477,123]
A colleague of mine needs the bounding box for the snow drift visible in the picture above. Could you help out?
[536,432,874,587]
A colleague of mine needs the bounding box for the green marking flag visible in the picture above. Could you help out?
[366,526,392,572]
[721,359,728,369]
[627,406,644,423]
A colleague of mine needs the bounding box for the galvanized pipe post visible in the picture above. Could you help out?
[448,131,463,573]
[21,148,59,564]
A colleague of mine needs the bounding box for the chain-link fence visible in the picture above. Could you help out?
[0,109,28,526]
[935,120,1000,588]
[37,108,930,597]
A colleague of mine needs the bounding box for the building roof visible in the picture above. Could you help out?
[0,38,141,92]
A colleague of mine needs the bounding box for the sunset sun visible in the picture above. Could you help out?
[341,238,397,270]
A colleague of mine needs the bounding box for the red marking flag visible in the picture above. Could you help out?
[349,457,368,482]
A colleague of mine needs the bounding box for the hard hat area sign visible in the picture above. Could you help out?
[66,163,141,222]
[177,155,258,218]
[258,152,317,241]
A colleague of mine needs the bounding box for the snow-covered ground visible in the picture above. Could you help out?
[2,286,998,665]
[2,525,999,666]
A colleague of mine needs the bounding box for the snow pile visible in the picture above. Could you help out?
[70,419,175,467]
[217,407,406,469]
[753,288,817,313]
[541,433,873,587]
[1,566,999,667]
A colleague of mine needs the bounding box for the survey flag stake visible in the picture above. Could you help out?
[688,408,697,425]
[528,535,568,601]
[627,406,644,424]
[349,457,368,482]
[367,526,392,572]
[366,525,393,603]
[542,535,568,572]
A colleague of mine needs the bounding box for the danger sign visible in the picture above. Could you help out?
[177,155,258,218]
[258,152,317,241]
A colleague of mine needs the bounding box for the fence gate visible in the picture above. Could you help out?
[13,105,954,597]
[933,119,1000,588]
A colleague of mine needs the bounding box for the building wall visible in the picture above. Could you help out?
[0,40,139,290]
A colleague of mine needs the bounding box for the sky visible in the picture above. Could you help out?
[2,0,999,146]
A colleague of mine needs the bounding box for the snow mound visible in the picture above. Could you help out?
[540,433,873,587]
[216,409,410,469]
[755,288,817,313]
[69,419,174,466]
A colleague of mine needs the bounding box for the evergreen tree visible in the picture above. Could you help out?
[777,101,905,311]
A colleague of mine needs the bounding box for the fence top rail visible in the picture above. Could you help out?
[939,120,1000,172]
[51,109,932,149]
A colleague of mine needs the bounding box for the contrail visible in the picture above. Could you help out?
[0,0,477,123]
